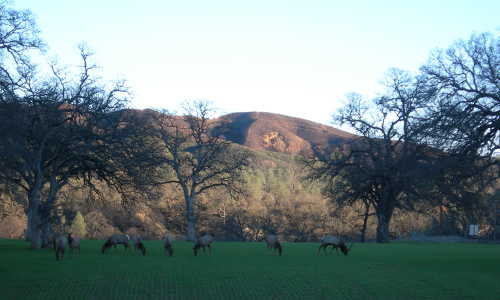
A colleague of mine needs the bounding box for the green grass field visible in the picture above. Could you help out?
[1,239,499,300]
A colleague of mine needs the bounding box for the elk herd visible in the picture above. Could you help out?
[50,232,353,261]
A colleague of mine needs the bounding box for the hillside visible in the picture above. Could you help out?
[118,110,356,156]
[0,110,442,242]
[212,112,356,156]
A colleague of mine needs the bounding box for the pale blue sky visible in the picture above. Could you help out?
[14,0,499,124]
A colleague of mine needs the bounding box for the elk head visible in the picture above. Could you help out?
[137,242,146,256]
[101,241,112,254]
[338,241,354,256]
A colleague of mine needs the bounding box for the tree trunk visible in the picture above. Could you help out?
[26,150,47,249]
[186,215,196,242]
[375,184,397,243]
[40,177,60,247]
[27,208,42,249]
[360,202,370,243]
[376,210,393,243]
[26,188,43,249]
[183,187,197,241]
[439,204,445,235]
[40,221,54,248]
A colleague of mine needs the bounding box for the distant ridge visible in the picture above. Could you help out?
[212,111,355,156]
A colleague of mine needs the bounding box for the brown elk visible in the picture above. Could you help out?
[164,234,174,256]
[193,234,213,256]
[318,235,353,256]
[67,233,81,254]
[53,234,67,261]
[101,234,130,254]
[265,234,282,256]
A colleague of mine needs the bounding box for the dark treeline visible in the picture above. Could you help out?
[3,150,490,242]
[0,2,498,246]
[1,146,497,244]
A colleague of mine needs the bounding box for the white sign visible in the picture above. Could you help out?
[468,224,479,236]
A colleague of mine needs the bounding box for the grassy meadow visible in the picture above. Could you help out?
[0,239,499,300]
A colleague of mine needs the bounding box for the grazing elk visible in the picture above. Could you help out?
[101,234,130,254]
[67,233,81,254]
[318,235,353,256]
[164,234,174,256]
[53,234,67,261]
[317,235,340,255]
[193,234,214,256]
[265,234,282,256]
[130,235,146,256]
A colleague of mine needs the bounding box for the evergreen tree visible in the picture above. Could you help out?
[71,212,87,238]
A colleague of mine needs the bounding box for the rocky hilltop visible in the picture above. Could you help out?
[212,111,355,156]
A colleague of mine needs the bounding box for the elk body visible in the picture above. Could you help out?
[53,234,67,261]
[318,235,353,256]
[101,234,130,254]
[67,233,81,254]
[317,235,340,255]
[164,234,174,256]
[193,234,213,256]
[265,234,282,256]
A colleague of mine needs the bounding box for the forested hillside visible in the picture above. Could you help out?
[1,111,487,242]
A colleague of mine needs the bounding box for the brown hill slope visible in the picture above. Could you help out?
[212,112,355,155]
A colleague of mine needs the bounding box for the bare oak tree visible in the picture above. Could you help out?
[0,46,152,248]
[305,70,435,243]
[419,32,499,233]
[149,101,249,241]
[306,32,499,242]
